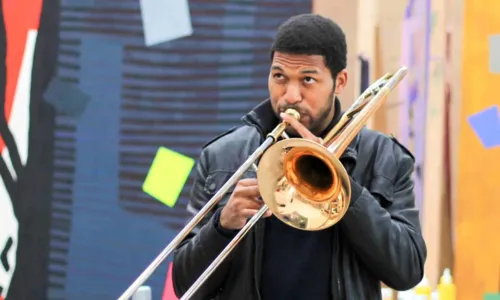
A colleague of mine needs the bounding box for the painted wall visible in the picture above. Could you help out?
[455,0,500,298]
[0,1,312,299]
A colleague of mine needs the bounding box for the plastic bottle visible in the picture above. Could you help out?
[382,287,394,300]
[397,290,416,300]
[414,275,432,299]
[431,290,439,300]
[437,268,456,300]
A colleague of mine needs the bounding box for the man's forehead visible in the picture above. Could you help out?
[272,52,326,71]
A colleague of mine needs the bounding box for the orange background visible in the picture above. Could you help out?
[455,0,500,298]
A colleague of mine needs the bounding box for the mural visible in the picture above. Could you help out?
[0,0,312,299]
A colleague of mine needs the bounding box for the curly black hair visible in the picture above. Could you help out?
[270,13,347,78]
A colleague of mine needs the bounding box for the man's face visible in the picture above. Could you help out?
[268,51,347,136]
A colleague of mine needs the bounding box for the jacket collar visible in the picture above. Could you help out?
[241,98,358,162]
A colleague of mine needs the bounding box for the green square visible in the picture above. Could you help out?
[142,147,195,207]
[484,294,500,300]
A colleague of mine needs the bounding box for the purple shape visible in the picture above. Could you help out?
[467,105,500,148]
[409,81,419,105]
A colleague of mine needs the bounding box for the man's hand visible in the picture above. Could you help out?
[219,178,272,230]
[280,112,322,143]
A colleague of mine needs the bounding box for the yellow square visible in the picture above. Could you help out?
[142,147,195,207]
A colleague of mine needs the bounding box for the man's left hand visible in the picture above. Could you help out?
[280,112,322,144]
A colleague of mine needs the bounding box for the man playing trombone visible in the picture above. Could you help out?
[172,13,427,300]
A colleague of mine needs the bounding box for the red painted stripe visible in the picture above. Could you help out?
[0,0,43,151]
[162,262,178,300]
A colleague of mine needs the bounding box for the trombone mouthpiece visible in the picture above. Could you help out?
[284,108,300,121]
[267,109,301,141]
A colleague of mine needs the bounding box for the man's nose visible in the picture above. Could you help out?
[284,84,302,105]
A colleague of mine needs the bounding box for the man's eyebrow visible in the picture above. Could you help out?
[300,69,320,74]
[271,66,320,74]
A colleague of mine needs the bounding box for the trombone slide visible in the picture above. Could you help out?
[117,110,299,300]
[180,204,269,300]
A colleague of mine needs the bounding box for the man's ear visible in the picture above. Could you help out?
[334,69,348,95]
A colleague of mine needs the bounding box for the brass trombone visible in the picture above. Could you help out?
[118,66,408,300]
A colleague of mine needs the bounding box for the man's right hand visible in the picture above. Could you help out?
[219,178,272,230]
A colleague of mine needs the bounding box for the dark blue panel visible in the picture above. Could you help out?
[65,36,122,298]
[62,36,167,299]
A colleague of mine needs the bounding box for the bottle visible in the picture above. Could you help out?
[414,275,432,299]
[397,290,416,300]
[382,287,393,300]
[437,268,456,300]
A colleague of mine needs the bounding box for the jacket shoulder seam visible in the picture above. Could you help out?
[202,126,239,149]
[389,134,415,162]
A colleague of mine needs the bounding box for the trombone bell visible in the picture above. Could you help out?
[256,138,351,231]
[257,66,408,232]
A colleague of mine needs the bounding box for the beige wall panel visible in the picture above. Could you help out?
[376,0,407,136]
[422,0,447,286]
[313,0,359,107]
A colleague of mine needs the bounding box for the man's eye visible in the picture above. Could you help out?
[304,77,316,84]
[273,73,284,79]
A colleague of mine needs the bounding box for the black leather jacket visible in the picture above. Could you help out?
[172,99,427,300]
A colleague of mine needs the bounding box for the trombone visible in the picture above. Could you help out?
[118,66,408,300]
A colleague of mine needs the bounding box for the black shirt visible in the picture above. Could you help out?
[260,216,334,299]
[259,98,342,300]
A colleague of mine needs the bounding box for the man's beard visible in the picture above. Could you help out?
[308,95,335,136]
[277,94,335,137]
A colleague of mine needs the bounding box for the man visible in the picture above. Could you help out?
[172,13,427,300]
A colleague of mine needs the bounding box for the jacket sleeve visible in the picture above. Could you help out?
[172,149,236,299]
[338,149,427,291]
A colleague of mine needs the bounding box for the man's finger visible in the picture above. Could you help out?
[280,112,310,137]
[236,185,261,198]
[241,209,260,218]
[238,178,258,186]
[280,112,321,142]
[237,197,263,210]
